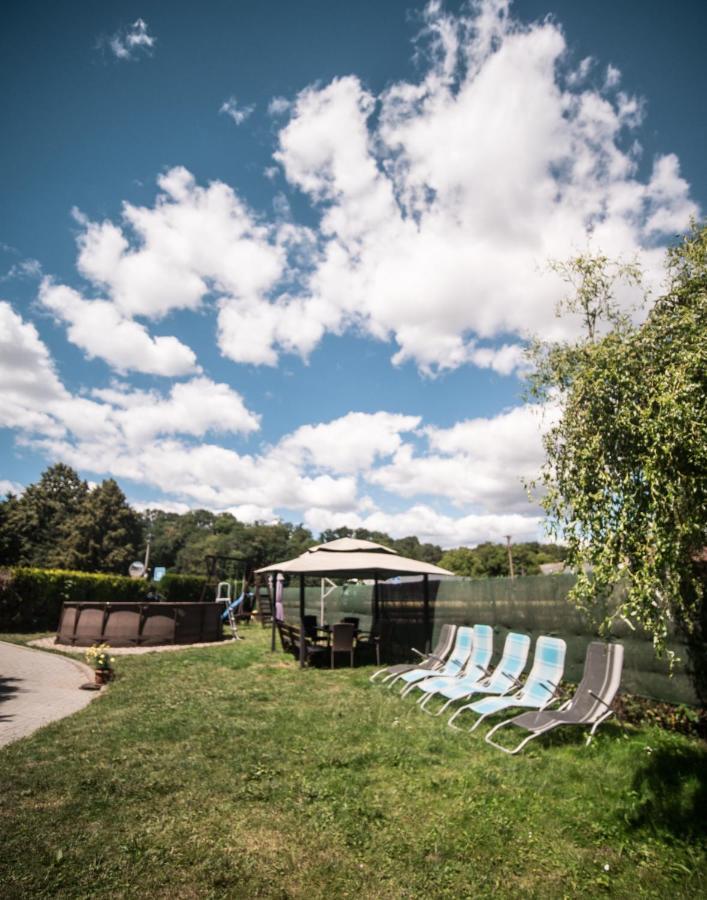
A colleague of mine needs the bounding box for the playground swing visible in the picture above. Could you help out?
[218,579,254,640]
[201,554,252,640]
[219,576,275,639]
[200,554,274,640]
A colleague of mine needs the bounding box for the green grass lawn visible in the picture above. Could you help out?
[1,628,705,899]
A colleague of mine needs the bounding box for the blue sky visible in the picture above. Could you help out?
[1,0,704,547]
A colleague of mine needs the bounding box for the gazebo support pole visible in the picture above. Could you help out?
[423,574,430,652]
[270,573,278,652]
[299,574,306,669]
[373,576,379,628]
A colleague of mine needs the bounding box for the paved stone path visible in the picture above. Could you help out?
[0,641,97,748]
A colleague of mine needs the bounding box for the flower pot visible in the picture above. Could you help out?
[94,668,111,685]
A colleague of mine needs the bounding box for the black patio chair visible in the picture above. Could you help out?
[355,623,381,666]
[303,614,329,645]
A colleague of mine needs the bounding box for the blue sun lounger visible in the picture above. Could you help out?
[448,635,566,732]
[404,624,494,700]
[393,626,474,693]
[419,631,531,716]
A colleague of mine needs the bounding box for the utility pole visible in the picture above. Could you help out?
[505,535,515,579]
[143,510,156,578]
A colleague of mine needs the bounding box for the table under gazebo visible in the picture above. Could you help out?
[255,537,453,667]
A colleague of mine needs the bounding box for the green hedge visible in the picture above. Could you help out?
[158,573,210,603]
[0,568,212,632]
[0,568,150,631]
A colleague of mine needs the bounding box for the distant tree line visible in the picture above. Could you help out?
[147,521,446,574]
[438,542,567,578]
[0,463,565,578]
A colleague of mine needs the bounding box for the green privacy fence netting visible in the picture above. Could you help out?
[281,573,697,706]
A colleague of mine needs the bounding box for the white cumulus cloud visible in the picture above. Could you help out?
[275,411,421,474]
[0,304,552,542]
[39,280,199,377]
[259,0,697,372]
[302,505,544,548]
[0,479,24,497]
[56,3,698,378]
[0,300,69,435]
[0,302,258,446]
[220,97,255,125]
[369,404,557,514]
[40,166,312,373]
[107,18,155,61]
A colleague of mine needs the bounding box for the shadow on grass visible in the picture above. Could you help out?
[625,742,707,839]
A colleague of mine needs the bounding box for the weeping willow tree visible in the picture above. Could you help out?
[529,224,707,701]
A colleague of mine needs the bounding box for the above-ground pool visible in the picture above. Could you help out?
[56,601,223,647]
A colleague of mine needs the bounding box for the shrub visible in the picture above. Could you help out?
[158,573,211,603]
[0,567,150,631]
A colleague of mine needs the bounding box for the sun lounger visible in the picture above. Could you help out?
[485,641,624,754]
[393,626,474,693]
[448,635,566,732]
[419,631,530,716]
[369,624,457,684]
[403,624,493,699]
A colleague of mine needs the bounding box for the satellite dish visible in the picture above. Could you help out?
[129,561,146,579]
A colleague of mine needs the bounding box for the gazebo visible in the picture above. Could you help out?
[255,538,453,667]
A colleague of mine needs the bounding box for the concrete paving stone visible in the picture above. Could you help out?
[0,641,98,748]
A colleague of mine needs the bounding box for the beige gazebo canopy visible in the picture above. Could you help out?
[255,538,453,667]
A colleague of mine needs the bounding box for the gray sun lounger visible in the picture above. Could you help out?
[369,624,457,685]
[485,641,624,754]
[395,626,474,693]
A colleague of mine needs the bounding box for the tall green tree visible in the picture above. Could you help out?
[142,510,186,570]
[529,224,707,693]
[1,464,88,567]
[0,491,23,565]
[63,479,143,574]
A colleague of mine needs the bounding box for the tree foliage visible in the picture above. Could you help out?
[439,542,567,578]
[62,479,143,574]
[0,464,88,567]
[0,467,140,574]
[547,252,642,339]
[145,511,318,575]
[529,224,707,674]
[147,518,444,576]
[0,467,447,578]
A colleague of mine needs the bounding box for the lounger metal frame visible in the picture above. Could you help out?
[484,642,624,754]
[393,626,475,694]
[419,632,530,717]
[408,624,494,702]
[368,624,457,685]
[447,636,567,733]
